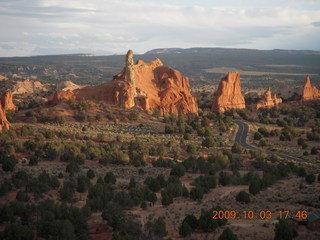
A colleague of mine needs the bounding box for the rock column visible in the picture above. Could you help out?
[302,75,320,101]
[126,50,136,89]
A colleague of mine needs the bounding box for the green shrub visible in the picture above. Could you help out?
[104,172,116,184]
[305,173,315,184]
[231,143,243,153]
[129,110,140,120]
[184,133,192,140]
[182,214,198,230]
[1,223,34,240]
[186,144,197,154]
[170,163,186,177]
[310,147,318,155]
[219,228,238,240]
[87,169,95,179]
[254,132,262,140]
[274,219,298,240]
[202,136,216,148]
[179,221,192,237]
[249,177,262,195]
[152,108,161,118]
[190,187,204,200]
[236,191,250,204]
[161,191,173,206]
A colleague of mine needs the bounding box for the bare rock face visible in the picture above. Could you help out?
[49,50,198,115]
[0,105,10,132]
[50,90,76,103]
[0,91,15,132]
[12,79,50,95]
[302,75,320,101]
[255,88,282,109]
[1,91,18,112]
[212,72,246,112]
[0,75,8,81]
[56,81,81,92]
[125,50,136,87]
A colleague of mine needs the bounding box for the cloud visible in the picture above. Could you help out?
[0,0,320,56]
[0,43,14,50]
[312,21,320,27]
[33,47,112,56]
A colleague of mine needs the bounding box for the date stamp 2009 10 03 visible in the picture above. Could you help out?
[212,210,308,220]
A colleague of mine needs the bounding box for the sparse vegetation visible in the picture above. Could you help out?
[1,60,319,240]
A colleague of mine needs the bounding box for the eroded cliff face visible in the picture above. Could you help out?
[0,105,10,132]
[1,91,18,112]
[255,88,282,109]
[0,91,16,131]
[212,72,246,112]
[50,50,198,115]
[302,75,320,101]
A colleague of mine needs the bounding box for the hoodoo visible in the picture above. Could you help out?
[301,75,320,101]
[50,50,198,115]
[255,88,282,109]
[212,72,246,112]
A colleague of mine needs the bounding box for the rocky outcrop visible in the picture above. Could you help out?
[255,88,282,109]
[1,91,18,112]
[212,72,246,112]
[0,91,15,132]
[125,50,136,88]
[12,79,50,95]
[50,90,76,103]
[49,50,198,115]
[56,81,81,92]
[302,75,320,101]
[0,75,8,81]
[0,105,10,132]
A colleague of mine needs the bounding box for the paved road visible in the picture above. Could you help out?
[232,119,319,166]
[233,119,256,151]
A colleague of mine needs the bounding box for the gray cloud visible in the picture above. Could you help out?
[0,0,320,56]
[312,21,320,27]
[0,43,14,50]
[33,47,112,56]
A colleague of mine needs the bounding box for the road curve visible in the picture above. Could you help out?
[233,119,256,151]
[232,119,319,166]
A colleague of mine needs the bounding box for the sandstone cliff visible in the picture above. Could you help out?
[0,91,16,131]
[302,75,320,101]
[50,50,198,115]
[255,88,282,109]
[212,72,245,112]
[0,105,10,132]
[1,91,18,112]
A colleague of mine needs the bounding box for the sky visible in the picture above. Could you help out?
[0,0,320,57]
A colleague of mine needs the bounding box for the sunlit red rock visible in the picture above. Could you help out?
[212,72,246,112]
[0,106,10,131]
[0,91,14,132]
[301,75,320,101]
[255,88,282,109]
[0,75,8,81]
[49,50,198,115]
[1,90,18,112]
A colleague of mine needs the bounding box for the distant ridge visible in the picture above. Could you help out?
[145,47,320,55]
[145,48,184,54]
[30,53,96,58]
[0,47,319,88]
